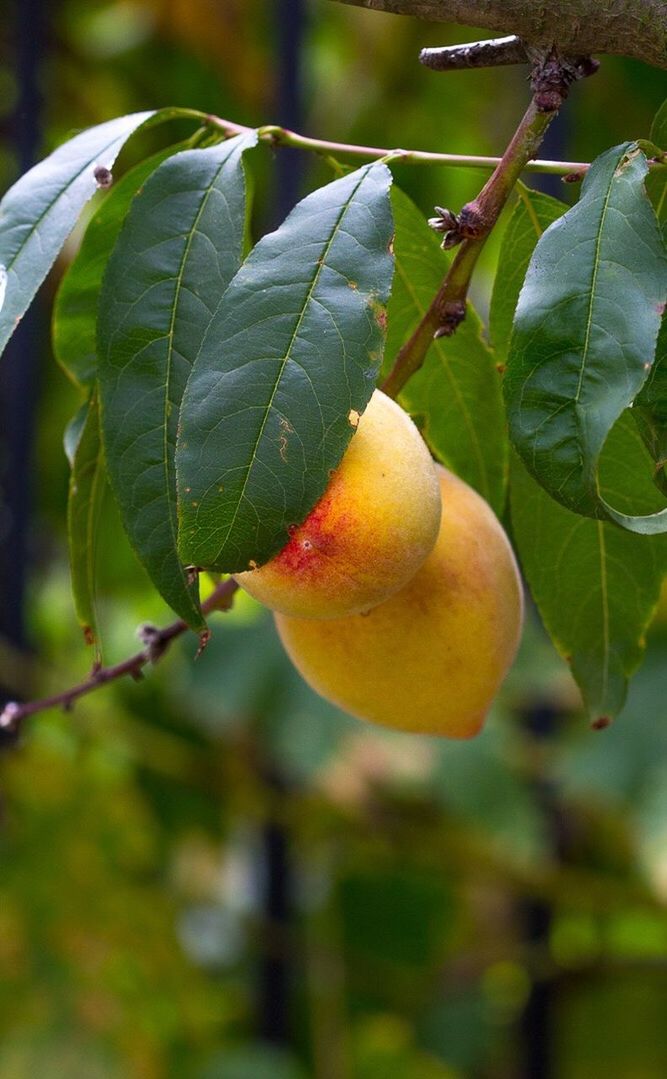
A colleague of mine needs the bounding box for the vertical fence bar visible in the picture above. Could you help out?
[0,0,46,744]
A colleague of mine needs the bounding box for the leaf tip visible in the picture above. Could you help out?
[195,628,211,659]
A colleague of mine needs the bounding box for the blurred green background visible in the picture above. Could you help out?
[1,2,667,1076]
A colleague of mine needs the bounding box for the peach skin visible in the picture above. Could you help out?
[274,465,524,737]
[234,390,441,618]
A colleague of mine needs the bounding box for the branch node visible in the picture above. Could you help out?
[530,48,600,112]
[562,169,586,183]
[137,622,168,664]
[428,202,488,249]
[434,301,466,338]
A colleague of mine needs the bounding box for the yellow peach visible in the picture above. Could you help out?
[274,466,523,737]
[234,390,441,618]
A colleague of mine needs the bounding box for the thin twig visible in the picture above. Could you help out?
[173,107,590,176]
[176,108,666,180]
[0,578,239,734]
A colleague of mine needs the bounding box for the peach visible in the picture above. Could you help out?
[274,465,524,737]
[234,391,441,618]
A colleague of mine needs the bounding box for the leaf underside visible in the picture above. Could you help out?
[53,143,185,391]
[0,109,175,362]
[489,184,568,367]
[511,416,667,722]
[64,393,106,657]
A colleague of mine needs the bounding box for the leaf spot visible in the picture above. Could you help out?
[348,409,360,428]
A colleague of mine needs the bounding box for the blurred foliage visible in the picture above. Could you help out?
[1,1,667,1076]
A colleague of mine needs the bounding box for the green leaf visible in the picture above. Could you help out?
[64,393,106,657]
[634,308,667,496]
[384,186,506,514]
[0,109,192,360]
[505,143,667,534]
[511,414,667,723]
[53,143,184,391]
[176,161,394,573]
[98,132,258,629]
[489,185,568,366]
[650,100,667,150]
[647,101,667,222]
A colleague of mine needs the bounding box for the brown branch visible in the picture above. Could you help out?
[420,35,528,70]
[381,45,600,396]
[331,0,667,70]
[382,91,558,397]
[0,578,239,735]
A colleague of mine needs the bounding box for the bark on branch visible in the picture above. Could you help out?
[331,0,667,69]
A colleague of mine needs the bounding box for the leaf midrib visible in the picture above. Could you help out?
[161,147,239,614]
[212,166,371,563]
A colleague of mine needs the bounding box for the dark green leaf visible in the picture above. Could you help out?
[0,109,188,360]
[176,161,394,573]
[64,393,106,656]
[505,143,667,534]
[634,308,667,496]
[511,414,667,723]
[647,100,667,222]
[385,186,506,514]
[98,132,258,629]
[650,100,667,150]
[489,184,567,365]
[53,144,184,390]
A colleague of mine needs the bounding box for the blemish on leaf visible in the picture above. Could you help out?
[614,147,641,177]
[368,297,388,333]
[591,715,612,730]
[185,565,200,586]
[388,235,395,256]
[191,500,198,507]
[348,409,360,428]
[248,559,258,570]
[83,625,96,646]
[278,415,294,463]
[348,280,358,290]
